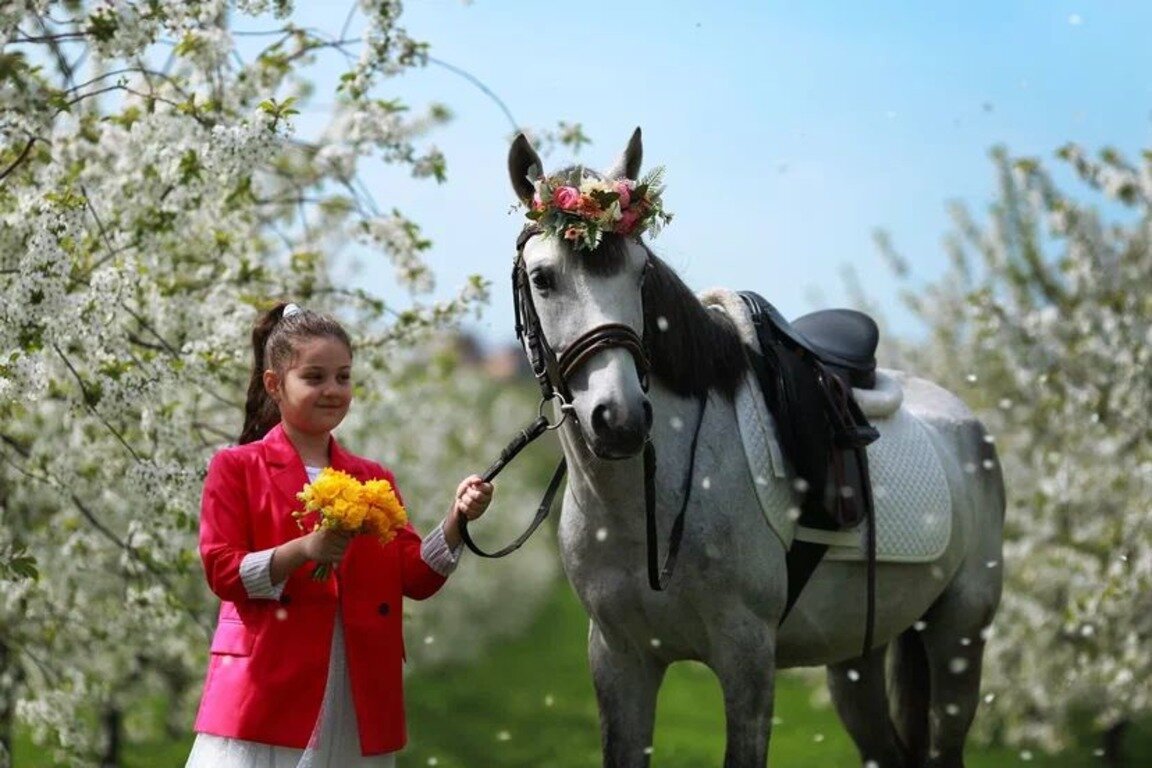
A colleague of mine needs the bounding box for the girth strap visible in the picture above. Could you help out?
[647,393,707,591]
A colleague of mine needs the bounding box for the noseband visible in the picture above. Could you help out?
[513,225,651,405]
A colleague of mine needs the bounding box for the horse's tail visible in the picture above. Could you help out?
[888,626,930,764]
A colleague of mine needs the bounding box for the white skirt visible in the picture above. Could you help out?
[186,619,395,768]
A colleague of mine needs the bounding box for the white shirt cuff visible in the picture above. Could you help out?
[421,521,463,577]
[239,548,286,600]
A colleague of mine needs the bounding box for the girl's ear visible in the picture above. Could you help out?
[263,369,280,400]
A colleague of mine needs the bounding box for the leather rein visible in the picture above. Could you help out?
[457,226,704,590]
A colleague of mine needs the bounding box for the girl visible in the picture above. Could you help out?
[186,302,493,768]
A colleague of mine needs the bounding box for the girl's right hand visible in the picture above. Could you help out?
[303,528,353,564]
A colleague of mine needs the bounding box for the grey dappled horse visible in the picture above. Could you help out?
[505,129,1005,768]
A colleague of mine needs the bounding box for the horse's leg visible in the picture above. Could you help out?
[916,577,999,768]
[827,645,913,768]
[589,621,665,768]
[711,629,776,767]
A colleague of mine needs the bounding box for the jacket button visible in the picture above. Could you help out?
[279,594,292,605]
[378,602,390,616]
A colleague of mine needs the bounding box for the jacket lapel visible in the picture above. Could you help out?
[328,434,365,480]
[263,424,310,515]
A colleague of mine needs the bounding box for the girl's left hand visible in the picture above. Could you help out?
[454,475,493,522]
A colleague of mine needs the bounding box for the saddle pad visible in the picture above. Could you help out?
[701,288,952,564]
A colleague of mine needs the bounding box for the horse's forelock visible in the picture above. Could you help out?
[642,252,747,399]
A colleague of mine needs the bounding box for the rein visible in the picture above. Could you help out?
[458,227,695,591]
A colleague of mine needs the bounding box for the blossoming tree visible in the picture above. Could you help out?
[0,2,566,764]
[875,144,1152,760]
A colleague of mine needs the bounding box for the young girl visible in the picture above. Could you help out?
[185,302,492,768]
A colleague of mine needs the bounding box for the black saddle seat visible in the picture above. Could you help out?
[791,309,878,389]
[743,295,878,389]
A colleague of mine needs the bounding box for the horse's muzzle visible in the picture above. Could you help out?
[587,398,652,459]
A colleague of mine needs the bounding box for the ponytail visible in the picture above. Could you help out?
[238,302,289,445]
[237,301,354,445]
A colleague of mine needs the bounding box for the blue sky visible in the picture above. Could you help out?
[290,1,1152,346]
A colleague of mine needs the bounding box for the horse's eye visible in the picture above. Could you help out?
[530,269,555,293]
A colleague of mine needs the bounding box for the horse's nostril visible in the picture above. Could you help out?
[591,403,612,433]
[643,400,653,430]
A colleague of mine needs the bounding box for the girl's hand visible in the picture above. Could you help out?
[303,527,353,564]
[453,475,493,522]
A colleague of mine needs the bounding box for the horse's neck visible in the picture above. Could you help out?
[558,385,704,528]
[558,425,644,524]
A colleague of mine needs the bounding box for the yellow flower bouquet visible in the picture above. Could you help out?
[294,467,408,580]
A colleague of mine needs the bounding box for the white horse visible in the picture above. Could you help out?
[502,129,1005,768]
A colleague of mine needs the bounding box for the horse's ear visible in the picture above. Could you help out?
[605,127,643,181]
[508,133,543,205]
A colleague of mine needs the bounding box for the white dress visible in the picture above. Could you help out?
[186,465,461,768]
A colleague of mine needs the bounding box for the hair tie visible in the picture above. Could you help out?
[283,303,303,318]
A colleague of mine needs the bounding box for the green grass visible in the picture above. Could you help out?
[402,581,1152,767]
[13,580,1152,766]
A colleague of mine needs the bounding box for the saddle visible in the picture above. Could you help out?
[738,292,881,634]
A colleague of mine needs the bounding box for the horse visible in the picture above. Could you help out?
[500,128,1005,768]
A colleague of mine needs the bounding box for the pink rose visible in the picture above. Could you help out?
[616,208,641,235]
[564,226,583,241]
[532,193,544,211]
[553,186,581,211]
[614,180,632,209]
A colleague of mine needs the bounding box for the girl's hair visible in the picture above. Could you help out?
[238,302,354,445]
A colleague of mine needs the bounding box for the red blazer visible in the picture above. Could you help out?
[193,423,447,755]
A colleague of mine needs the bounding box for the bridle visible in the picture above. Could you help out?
[511,225,651,406]
[458,225,704,591]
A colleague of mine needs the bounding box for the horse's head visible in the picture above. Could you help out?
[507,128,655,460]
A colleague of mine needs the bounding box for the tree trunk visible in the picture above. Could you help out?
[0,638,13,768]
[100,706,122,768]
[1102,719,1130,768]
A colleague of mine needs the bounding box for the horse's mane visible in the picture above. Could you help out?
[641,248,747,399]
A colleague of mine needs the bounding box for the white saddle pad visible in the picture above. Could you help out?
[701,289,953,564]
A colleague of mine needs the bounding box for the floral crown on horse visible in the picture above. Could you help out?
[524,167,673,252]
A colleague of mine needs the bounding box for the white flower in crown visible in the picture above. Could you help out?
[525,167,673,252]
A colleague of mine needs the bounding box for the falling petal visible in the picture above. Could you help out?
[701,476,712,491]
[656,316,670,332]
[847,669,860,682]
[596,527,609,542]
[949,657,969,674]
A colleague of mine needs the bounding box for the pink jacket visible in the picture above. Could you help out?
[193,424,447,754]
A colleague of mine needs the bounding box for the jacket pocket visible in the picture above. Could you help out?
[210,618,253,656]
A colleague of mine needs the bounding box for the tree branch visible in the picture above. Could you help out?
[0,139,36,183]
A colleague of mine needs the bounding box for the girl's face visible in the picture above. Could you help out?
[264,336,353,438]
